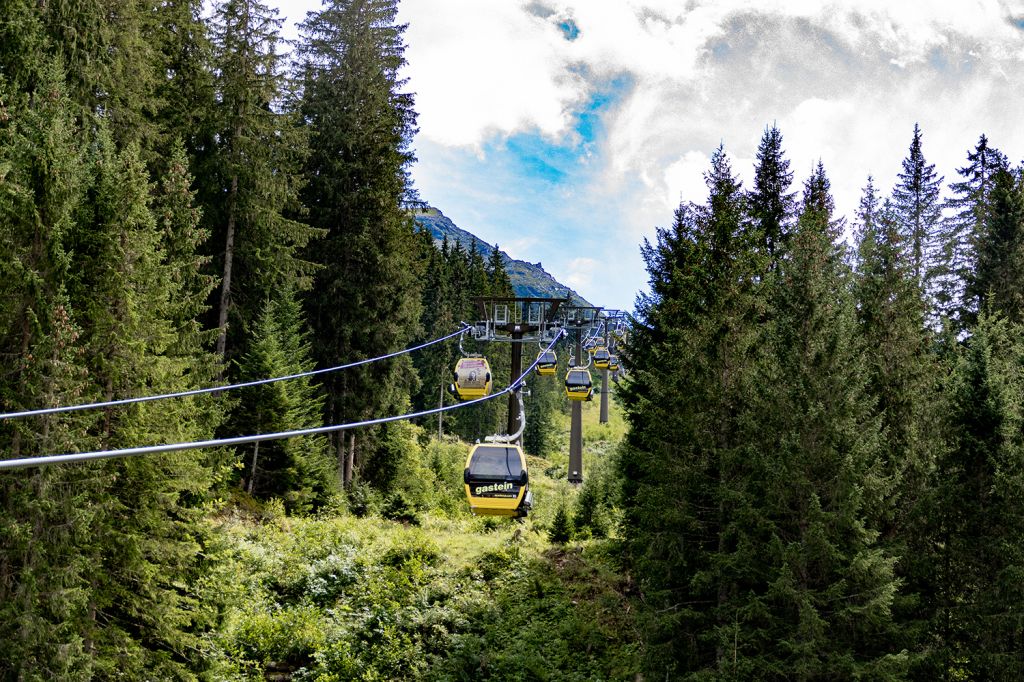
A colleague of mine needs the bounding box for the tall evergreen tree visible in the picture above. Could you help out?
[969,166,1024,323]
[298,0,422,486]
[944,134,1008,328]
[891,124,944,307]
[927,313,1024,678]
[207,0,317,362]
[619,145,763,674]
[66,130,220,676]
[149,0,217,168]
[230,291,336,511]
[748,124,796,267]
[740,164,902,677]
[0,68,100,677]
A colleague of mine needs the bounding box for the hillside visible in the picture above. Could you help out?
[413,207,592,306]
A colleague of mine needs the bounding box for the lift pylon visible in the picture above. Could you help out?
[473,296,568,443]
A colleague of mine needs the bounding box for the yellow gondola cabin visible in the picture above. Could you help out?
[536,350,557,376]
[452,356,492,400]
[593,346,611,369]
[464,443,531,517]
[564,367,593,401]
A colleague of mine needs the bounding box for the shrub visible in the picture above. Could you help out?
[548,504,574,544]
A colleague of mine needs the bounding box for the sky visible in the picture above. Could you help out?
[272,0,1024,312]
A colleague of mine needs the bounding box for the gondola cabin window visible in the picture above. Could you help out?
[467,446,523,481]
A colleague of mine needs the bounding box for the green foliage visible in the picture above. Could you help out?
[621,144,907,677]
[297,0,422,485]
[944,134,1008,329]
[748,123,796,266]
[206,0,318,362]
[971,166,1024,323]
[922,313,1024,678]
[228,291,336,512]
[892,124,944,304]
[548,503,575,544]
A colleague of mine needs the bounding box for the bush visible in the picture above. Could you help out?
[346,481,382,518]
[382,490,421,525]
[229,603,327,667]
[548,504,574,544]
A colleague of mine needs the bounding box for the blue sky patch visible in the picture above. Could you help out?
[559,18,580,41]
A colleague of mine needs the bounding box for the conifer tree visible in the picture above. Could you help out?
[928,313,1024,678]
[149,0,217,168]
[743,164,901,677]
[230,291,336,511]
[969,166,1024,323]
[748,124,796,267]
[0,68,100,677]
[411,229,451,417]
[619,145,763,673]
[892,124,944,311]
[207,0,317,362]
[66,131,220,676]
[298,0,422,486]
[944,135,1008,328]
[853,184,933,525]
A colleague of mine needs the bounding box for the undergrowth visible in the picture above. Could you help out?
[196,413,637,680]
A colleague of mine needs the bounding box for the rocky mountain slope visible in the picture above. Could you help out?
[413,207,592,306]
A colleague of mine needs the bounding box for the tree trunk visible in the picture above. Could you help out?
[248,441,259,495]
[215,172,239,362]
[438,372,445,440]
[344,432,356,487]
[334,432,345,488]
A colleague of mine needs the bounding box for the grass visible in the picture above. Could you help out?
[198,396,634,680]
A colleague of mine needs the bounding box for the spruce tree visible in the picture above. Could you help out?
[149,0,216,168]
[969,166,1024,323]
[298,0,422,486]
[742,164,902,677]
[67,131,219,676]
[891,124,944,316]
[0,67,99,678]
[619,145,763,674]
[928,313,1024,678]
[207,0,318,362]
[230,291,336,511]
[945,134,1008,329]
[748,124,796,267]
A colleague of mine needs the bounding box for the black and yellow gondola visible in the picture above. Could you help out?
[565,367,593,401]
[607,354,620,372]
[535,350,557,376]
[463,443,531,517]
[593,346,611,369]
[452,356,492,400]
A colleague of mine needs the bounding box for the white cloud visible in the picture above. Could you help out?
[389,0,1024,308]
[400,1,585,147]
[562,256,600,291]
[663,150,712,208]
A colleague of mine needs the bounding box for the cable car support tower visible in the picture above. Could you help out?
[472,296,567,444]
[561,305,602,484]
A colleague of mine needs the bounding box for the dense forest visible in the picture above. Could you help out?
[622,127,1024,678]
[1,0,1023,678]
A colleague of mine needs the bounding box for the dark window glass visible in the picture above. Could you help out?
[567,370,591,387]
[469,446,523,479]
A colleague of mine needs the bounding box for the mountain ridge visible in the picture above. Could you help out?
[412,207,592,306]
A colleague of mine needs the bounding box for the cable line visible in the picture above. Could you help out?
[0,331,563,470]
[0,324,472,422]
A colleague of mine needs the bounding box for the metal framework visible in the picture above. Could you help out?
[557,305,603,484]
[472,296,568,441]
[472,296,567,342]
